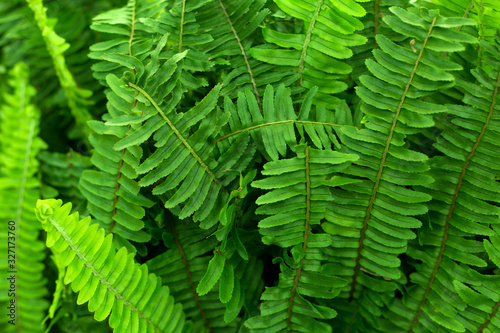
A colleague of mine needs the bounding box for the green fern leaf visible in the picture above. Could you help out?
[245,144,358,332]
[196,0,273,108]
[0,62,48,333]
[321,9,477,327]
[218,84,346,161]
[39,150,92,213]
[89,0,167,85]
[35,198,188,333]
[383,33,500,333]
[148,218,262,332]
[140,0,214,91]
[26,0,94,140]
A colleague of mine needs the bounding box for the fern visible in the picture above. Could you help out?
[321,6,477,329]
[452,224,500,333]
[245,144,359,332]
[26,0,94,139]
[3,0,500,332]
[0,62,48,332]
[380,34,500,333]
[35,198,188,333]
[196,0,276,106]
[217,84,352,162]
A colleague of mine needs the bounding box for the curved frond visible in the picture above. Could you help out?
[0,62,48,333]
[35,198,187,333]
[108,66,255,227]
[383,34,500,333]
[218,84,350,161]
[197,0,274,107]
[26,0,94,139]
[322,7,477,318]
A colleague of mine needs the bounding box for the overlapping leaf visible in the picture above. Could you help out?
[148,218,263,332]
[140,0,214,91]
[322,9,477,330]
[218,84,349,161]
[196,0,291,106]
[382,35,500,333]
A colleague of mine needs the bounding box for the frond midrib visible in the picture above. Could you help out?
[349,16,438,300]
[217,0,261,111]
[297,0,323,85]
[286,146,312,332]
[215,119,346,143]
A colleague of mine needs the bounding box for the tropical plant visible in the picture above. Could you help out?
[0,0,500,332]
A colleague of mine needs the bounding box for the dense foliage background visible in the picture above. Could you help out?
[1,0,500,332]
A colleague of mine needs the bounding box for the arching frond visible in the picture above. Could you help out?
[26,0,94,139]
[0,62,48,333]
[321,8,477,327]
[383,34,500,333]
[35,198,188,333]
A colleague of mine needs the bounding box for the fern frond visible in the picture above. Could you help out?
[0,62,48,332]
[35,198,188,333]
[99,50,256,227]
[383,34,500,332]
[79,116,155,247]
[26,0,94,139]
[349,0,409,83]
[322,6,477,313]
[452,225,500,333]
[245,144,358,332]
[251,0,367,108]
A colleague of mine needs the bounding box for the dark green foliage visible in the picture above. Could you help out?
[1,0,500,332]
